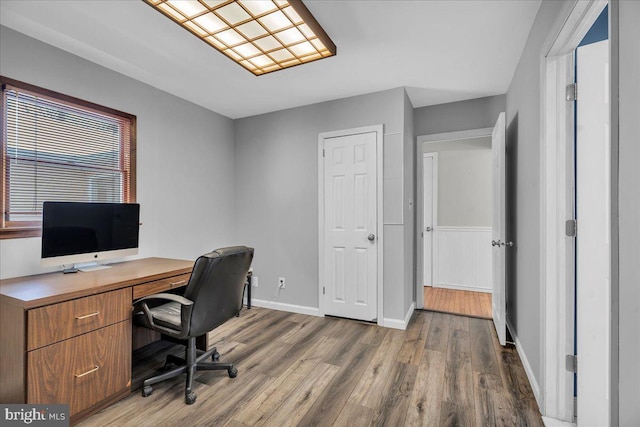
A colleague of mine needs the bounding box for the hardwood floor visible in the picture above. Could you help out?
[79,308,542,427]
[423,287,493,319]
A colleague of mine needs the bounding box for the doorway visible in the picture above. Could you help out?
[416,129,495,321]
[540,0,609,422]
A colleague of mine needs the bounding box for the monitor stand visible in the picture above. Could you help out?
[75,262,112,272]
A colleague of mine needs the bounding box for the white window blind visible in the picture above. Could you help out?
[2,83,133,226]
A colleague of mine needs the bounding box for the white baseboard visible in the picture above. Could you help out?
[250,298,416,331]
[248,298,321,317]
[541,417,575,427]
[434,283,492,293]
[506,319,542,410]
[382,302,415,330]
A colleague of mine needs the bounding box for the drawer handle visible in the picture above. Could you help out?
[75,366,99,378]
[75,311,100,320]
[170,280,187,287]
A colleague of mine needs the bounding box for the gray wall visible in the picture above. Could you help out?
[435,149,492,227]
[422,137,492,228]
[0,26,236,279]
[615,1,640,424]
[403,90,415,314]
[414,95,506,136]
[234,87,412,321]
[504,0,566,392]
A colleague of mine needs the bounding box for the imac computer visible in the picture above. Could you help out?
[41,201,140,273]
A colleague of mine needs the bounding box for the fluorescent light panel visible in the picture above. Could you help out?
[144,0,336,75]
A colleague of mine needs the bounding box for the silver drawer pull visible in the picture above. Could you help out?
[170,280,186,287]
[75,366,99,378]
[75,311,100,320]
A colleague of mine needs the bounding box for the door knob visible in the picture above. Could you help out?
[425,226,432,232]
[505,241,514,247]
[368,234,376,241]
[492,240,499,246]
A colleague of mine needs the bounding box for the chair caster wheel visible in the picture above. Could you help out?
[228,367,238,378]
[185,392,197,405]
[212,351,220,361]
[142,386,153,397]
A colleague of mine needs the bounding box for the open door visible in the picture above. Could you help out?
[491,112,507,346]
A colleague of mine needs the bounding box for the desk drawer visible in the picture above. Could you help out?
[27,321,131,416]
[28,288,131,350]
[132,273,191,300]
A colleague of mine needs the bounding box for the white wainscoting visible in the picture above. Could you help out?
[435,227,492,292]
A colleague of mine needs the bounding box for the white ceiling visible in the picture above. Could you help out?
[0,0,541,119]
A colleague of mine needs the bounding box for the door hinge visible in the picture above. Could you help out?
[566,354,577,373]
[566,219,577,237]
[323,286,325,295]
[566,83,577,102]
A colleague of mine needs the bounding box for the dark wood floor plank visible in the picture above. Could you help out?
[469,317,501,377]
[297,342,376,427]
[405,349,446,427]
[472,371,503,427]
[425,312,451,352]
[321,321,369,367]
[232,335,339,426]
[441,325,476,426]
[370,362,418,427]
[397,311,428,365]
[333,403,374,426]
[257,362,340,426]
[349,329,405,409]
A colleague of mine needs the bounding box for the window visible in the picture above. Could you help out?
[1,76,136,239]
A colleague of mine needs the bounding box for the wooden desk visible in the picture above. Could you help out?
[0,257,193,424]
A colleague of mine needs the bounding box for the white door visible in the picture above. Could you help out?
[422,154,436,287]
[323,131,377,321]
[576,39,610,426]
[491,112,507,346]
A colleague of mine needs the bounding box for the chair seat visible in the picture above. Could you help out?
[150,301,183,331]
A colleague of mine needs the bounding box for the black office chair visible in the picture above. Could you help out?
[133,246,254,404]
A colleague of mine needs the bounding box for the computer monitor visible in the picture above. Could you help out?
[41,201,140,271]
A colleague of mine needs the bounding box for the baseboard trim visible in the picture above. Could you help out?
[506,319,542,410]
[382,302,415,330]
[249,298,417,331]
[248,298,321,317]
[541,416,575,427]
[434,284,492,293]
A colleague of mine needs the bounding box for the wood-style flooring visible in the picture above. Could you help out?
[79,308,542,427]
[423,287,493,319]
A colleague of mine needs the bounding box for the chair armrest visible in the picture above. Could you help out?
[133,293,194,307]
[133,293,194,337]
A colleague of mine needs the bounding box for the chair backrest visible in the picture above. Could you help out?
[182,246,254,337]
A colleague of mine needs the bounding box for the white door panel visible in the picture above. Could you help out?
[576,39,610,426]
[491,112,506,346]
[324,132,377,321]
[423,154,436,287]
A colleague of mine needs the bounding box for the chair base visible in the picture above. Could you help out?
[142,337,237,404]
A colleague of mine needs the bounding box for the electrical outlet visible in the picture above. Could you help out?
[278,277,285,289]
[251,275,258,287]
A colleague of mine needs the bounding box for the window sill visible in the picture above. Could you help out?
[0,227,42,239]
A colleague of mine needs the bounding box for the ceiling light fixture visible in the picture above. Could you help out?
[144,0,337,75]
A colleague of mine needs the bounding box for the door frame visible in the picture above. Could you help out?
[539,0,608,421]
[415,128,492,310]
[318,125,384,326]
[421,152,438,301]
